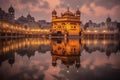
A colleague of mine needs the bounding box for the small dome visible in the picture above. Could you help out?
[76,63,80,69]
[27,13,35,22]
[52,9,57,15]
[76,9,81,15]
[52,62,57,67]
[63,11,74,16]
[18,15,26,20]
[8,5,14,13]
[8,58,15,66]
[106,17,111,22]
[27,14,32,18]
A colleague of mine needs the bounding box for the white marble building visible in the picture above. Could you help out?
[84,17,118,33]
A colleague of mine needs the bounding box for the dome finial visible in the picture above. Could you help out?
[108,14,110,17]
[77,5,79,9]
[76,6,81,16]
[67,7,69,11]
[67,4,70,11]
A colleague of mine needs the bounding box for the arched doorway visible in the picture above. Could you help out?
[57,31,63,36]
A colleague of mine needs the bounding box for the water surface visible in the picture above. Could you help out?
[0,38,120,80]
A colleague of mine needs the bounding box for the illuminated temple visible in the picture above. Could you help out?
[51,7,81,36]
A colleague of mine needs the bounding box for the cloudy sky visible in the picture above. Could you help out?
[0,0,120,23]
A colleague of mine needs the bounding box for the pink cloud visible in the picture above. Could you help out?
[90,2,120,16]
[10,0,62,13]
[81,51,120,70]
[80,2,120,22]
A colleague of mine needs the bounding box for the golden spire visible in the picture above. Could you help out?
[67,4,70,11]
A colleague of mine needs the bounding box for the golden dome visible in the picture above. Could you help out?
[76,9,81,15]
[52,9,57,15]
[62,7,74,17]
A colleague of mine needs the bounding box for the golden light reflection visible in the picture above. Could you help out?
[102,40,107,45]
[0,38,50,54]
[94,30,98,33]
[103,30,106,33]
[87,30,91,32]
[67,70,70,73]
[81,39,118,46]
[94,39,98,45]
[51,39,81,69]
[0,37,119,70]
[87,40,91,45]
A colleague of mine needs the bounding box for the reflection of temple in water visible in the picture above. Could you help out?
[0,38,119,67]
[0,50,15,66]
[0,38,51,66]
[51,38,82,69]
[82,39,120,58]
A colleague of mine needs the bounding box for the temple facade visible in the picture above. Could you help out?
[51,7,81,36]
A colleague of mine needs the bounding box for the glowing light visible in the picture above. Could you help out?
[94,39,98,45]
[103,30,106,32]
[94,30,97,32]
[77,70,79,72]
[0,21,51,35]
[102,40,107,45]
[67,70,69,73]
[87,30,90,32]
[66,24,71,30]
[87,40,90,45]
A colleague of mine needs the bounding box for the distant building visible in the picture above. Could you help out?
[0,5,15,23]
[16,14,40,29]
[37,20,51,29]
[16,14,52,30]
[84,17,118,33]
[51,7,81,36]
[105,17,118,32]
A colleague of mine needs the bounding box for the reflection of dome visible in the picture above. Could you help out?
[106,17,111,22]
[52,61,57,67]
[8,5,14,13]
[52,9,57,16]
[76,63,80,69]
[0,7,2,11]
[106,51,111,57]
[0,7,5,14]
[18,15,26,21]
[8,58,15,66]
